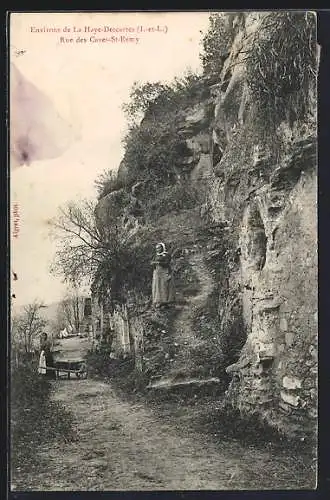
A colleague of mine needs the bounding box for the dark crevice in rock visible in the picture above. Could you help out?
[245,204,267,271]
[212,142,223,167]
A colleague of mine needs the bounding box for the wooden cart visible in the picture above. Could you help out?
[52,359,88,380]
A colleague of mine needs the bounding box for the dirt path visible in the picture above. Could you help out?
[13,377,314,491]
[151,249,218,387]
[171,251,215,373]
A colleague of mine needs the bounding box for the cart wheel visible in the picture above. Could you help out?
[76,364,87,379]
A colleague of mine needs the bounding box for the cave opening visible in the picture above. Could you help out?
[259,357,274,371]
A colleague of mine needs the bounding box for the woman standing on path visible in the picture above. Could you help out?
[38,332,55,379]
[151,242,175,308]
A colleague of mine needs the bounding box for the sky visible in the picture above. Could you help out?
[10,12,211,309]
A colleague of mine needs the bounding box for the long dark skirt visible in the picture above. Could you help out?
[45,351,56,379]
[152,265,175,305]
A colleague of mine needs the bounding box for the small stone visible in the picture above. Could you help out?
[282,375,302,390]
[280,390,300,407]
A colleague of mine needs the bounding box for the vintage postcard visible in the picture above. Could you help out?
[10,11,318,491]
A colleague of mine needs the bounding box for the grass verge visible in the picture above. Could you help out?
[11,360,77,478]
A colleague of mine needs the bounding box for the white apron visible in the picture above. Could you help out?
[38,350,47,375]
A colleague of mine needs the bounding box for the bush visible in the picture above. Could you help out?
[86,343,141,391]
[145,182,201,221]
[122,81,173,121]
[121,119,186,187]
[198,403,291,446]
[122,73,202,124]
[85,342,114,378]
[95,169,127,200]
[119,72,204,189]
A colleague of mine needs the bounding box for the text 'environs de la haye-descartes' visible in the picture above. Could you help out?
[30,25,168,34]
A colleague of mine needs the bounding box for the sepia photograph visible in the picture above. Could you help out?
[10,10,318,491]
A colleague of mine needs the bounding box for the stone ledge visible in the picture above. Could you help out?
[147,376,221,390]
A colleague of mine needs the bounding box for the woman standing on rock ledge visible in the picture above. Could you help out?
[151,242,175,308]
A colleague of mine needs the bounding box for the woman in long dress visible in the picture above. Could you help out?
[38,332,55,379]
[151,242,175,308]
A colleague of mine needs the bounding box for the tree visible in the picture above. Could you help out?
[56,288,85,333]
[49,198,112,286]
[49,198,133,305]
[11,301,47,354]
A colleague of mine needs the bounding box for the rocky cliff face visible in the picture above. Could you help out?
[204,13,317,438]
[94,12,317,438]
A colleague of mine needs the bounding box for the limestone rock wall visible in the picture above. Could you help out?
[224,151,317,437]
[205,13,317,437]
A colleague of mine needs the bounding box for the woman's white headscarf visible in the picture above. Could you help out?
[156,242,167,256]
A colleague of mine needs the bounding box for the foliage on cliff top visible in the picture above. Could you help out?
[247,12,316,100]
[200,12,236,75]
[246,11,317,142]
[96,72,205,201]
[120,120,190,187]
[95,170,126,200]
[122,72,202,123]
[94,14,237,200]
